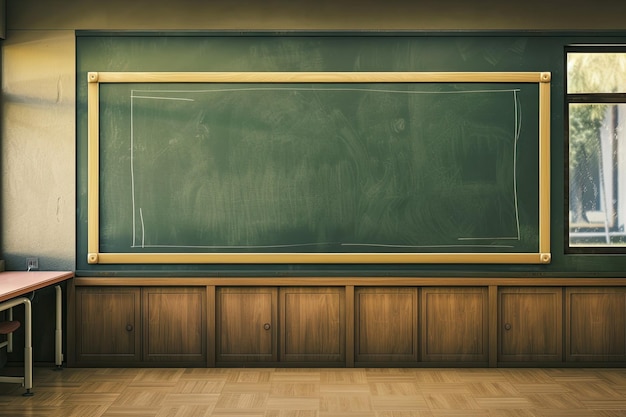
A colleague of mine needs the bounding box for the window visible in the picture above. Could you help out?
[567,48,626,250]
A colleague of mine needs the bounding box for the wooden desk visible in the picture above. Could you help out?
[0,271,73,395]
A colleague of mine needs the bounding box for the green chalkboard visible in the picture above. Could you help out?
[84,70,550,264]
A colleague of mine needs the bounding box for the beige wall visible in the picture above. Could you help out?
[2,0,626,271]
[8,0,626,31]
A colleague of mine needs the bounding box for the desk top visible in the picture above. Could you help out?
[0,271,74,302]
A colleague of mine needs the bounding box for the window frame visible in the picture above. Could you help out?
[566,45,626,254]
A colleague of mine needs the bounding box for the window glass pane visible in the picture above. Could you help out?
[569,103,626,246]
[568,53,626,94]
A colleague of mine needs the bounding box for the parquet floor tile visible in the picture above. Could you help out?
[0,367,625,416]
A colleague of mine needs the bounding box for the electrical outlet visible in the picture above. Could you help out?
[26,257,39,271]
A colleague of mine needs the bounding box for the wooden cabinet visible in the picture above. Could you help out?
[354,287,418,364]
[421,287,488,364]
[69,279,626,368]
[74,287,141,364]
[73,286,206,366]
[566,287,626,362]
[280,287,345,364]
[216,287,344,365]
[498,287,562,363]
[216,287,278,363]
[142,287,206,364]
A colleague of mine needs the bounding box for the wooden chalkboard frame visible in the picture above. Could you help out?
[87,71,551,264]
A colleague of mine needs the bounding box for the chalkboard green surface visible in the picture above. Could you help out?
[86,71,550,264]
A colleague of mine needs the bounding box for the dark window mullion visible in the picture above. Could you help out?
[567,93,626,103]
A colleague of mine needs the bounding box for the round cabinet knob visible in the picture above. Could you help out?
[126,324,134,332]
[263,323,271,330]
[504,323,512,331]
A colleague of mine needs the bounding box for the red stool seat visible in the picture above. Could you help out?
[0,320,20,334]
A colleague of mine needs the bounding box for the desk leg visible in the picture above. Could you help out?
[23,298,33,396]
[55,285,63,369]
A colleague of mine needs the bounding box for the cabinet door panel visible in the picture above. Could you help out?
[75,287,141,363]
[216,287,278,363]
[355,287,418,363]
[499,287,562,362]
[421,287,488,363]
[280,287,345,363]
[566,287,626,362]
[143,287,206,363]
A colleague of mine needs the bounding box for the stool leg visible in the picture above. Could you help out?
[7,307,13,353]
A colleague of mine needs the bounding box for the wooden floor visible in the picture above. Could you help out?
[1,367,626,416]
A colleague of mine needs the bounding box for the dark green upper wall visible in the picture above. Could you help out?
[73,32,626,277]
